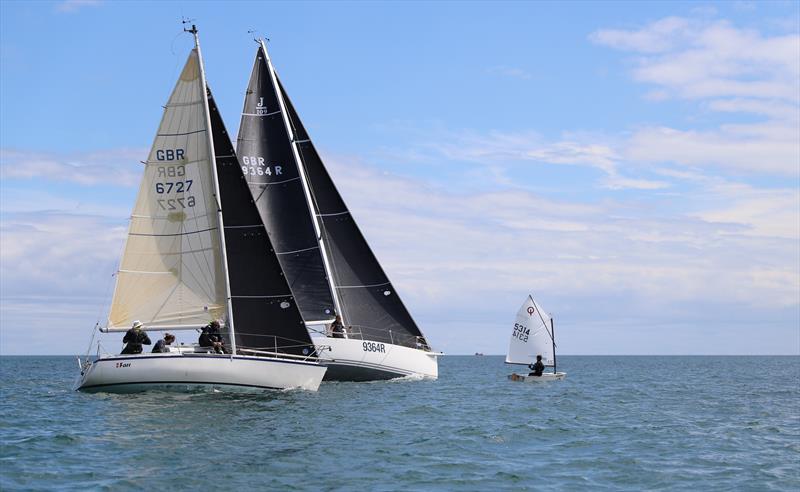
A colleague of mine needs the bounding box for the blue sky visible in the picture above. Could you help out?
[1,0,798,355]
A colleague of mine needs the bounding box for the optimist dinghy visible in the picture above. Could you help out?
[506,295,566,382]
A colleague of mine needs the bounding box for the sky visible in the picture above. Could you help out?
[1,0,798,356]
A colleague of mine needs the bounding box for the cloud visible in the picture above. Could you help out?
[0,148,146,187]
[590,17,800,103]
[54,0,104,13]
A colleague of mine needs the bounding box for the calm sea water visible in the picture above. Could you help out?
[1,356,798,491]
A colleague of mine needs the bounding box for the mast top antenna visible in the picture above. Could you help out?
[247,30,269,44]
[182,17,197,34]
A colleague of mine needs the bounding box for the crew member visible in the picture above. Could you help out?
[152,333,175,353]
[121,320,151,354]
[199,320,227,354]
[528,355,545,377]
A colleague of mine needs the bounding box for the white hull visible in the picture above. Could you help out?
[75,353,327,393]
[508,372,566,382]
[314,337,439,381]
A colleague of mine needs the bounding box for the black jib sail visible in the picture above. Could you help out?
[236,47,336,323]
[274,66,427,349]
[208,88,314,357]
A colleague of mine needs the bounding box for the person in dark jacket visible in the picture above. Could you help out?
[199,320,227,354]
[528,355,545,377]
[152,333,175,353]
[121,320,151,354]
[329,315,345,338]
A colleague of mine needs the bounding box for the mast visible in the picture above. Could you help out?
[551,317,556,374]
[189,24,238,354]
[259,39,344,324]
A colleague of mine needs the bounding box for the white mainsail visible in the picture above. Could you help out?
[107,50,225,330]
[505,295,555,366]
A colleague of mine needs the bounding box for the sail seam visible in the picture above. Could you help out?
[241,110,282,117]
[224,224,265,229]
[336,281,391,289]
[129,226,217,237]
[117,270,175,275]
[317,211,350,217]
[157,129,207,137]
[275,246,320,255]
[252,176,301,186]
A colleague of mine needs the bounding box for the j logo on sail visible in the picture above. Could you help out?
[257,97,264,107]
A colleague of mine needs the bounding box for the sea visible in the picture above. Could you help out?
[0,355,798,491]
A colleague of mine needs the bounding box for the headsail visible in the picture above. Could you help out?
[107,50,225,330]
[278,77,426,349]
[208,89,314,356]
[506,295,555,366]
[236,46,336,323]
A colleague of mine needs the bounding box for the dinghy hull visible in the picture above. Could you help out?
[314,337,439,381]
[508,372,566,382]
[75,353,327,393]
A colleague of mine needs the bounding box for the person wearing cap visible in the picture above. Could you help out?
[121,320,152,354]
[199,320,227,354]
[528,354,545,377]
[152,333,176,353]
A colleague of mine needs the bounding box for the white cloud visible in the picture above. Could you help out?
[591,18,800,103]
[0,148,146,187]
[54,0,103,13]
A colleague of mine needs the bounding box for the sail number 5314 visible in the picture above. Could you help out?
[513,323,530,342]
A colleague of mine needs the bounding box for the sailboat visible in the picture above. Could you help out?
[236,40,439,381]
[75,26,327,393]
[506,295,566,382]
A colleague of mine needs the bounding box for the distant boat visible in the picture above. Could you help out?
[475,353,485,356]
[506,295,566,382]
[74,26,327,393]
[235,39,440,381]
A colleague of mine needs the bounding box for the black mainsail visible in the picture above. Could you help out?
[236,47,336,323]
[208,88,314,357]
[237,42,427,350]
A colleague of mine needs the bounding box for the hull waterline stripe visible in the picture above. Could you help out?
[78,380,284,391]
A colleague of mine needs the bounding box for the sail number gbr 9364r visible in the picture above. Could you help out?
[512,322,530,342]
[153,149,195,210]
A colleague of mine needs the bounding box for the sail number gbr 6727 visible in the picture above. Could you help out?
[512,323,530,342]
[154,162,195,210]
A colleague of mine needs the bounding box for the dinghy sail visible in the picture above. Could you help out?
[76,26,326,393]
[506,295,566,382]
[236,41,438,380]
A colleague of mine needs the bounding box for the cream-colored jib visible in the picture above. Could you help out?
[505,295,556,366]
[107,50,225,330]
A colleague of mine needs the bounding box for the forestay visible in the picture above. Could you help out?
[107,51,225,330]
[506,295,555,366]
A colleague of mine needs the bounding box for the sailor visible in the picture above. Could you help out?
[528,355,545,377]
[199,320,227,354]
[329,315,345,338]
[152,333,176,353]
[121,320,152,354]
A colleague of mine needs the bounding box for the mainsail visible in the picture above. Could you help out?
[278,78,426,349]
[107,50,225,330]
[506,295,556,366]
[208,89,314,356]
[236,47,336,323]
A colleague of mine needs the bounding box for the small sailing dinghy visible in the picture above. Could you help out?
[235,40,440,381]
[75,26,327,393]
[506,295,566,382]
